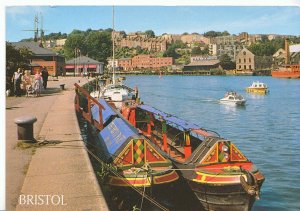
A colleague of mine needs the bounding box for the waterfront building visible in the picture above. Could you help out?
[131,54,173,69]
[11,41,65,76]
[273,44,300,67]
[235,48,255,71]
[107,59,119,70]
[184,55,220,74]
[117,58,132,71]
[65,56,104,76]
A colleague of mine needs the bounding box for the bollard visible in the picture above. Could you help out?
[60,84,65,90]
[14,116,37,142]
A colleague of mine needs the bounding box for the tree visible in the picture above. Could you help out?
[248,42,276,56]
[6,42,32,89]
[204,31,230,38]
[219,54,235,70]
[145,30,155,38]
[191,46,202,55]
[163,40,187,59]
[64,32,86,59]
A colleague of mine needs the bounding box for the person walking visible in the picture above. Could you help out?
[11,68,22,97]
[41,66,49,89]
[34,70,43,97]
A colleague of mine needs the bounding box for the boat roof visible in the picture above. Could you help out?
[91,98,117,125]
[105,84,134,91]
[138,104,212,137]
[99,117,138,155]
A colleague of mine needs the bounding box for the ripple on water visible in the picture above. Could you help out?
[124,76,300,210]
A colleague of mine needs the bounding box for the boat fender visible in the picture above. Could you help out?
[240,169,260,199]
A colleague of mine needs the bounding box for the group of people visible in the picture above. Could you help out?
[11,66,49,97]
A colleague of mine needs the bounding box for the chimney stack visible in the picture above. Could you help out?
[285,38,290,64]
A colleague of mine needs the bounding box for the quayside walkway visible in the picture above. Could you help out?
[6,77,108,210]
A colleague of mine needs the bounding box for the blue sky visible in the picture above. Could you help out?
[5,6,300,42]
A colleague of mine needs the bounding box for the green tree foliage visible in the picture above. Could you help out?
[204,30,230,37]
[145,30,155,38]
[64,31,86,59]
[163,40,186,59]
[63,29,112,64]
[44,32,68,40]
[219,54,235,70]
[119,31,127,37]
[248,42,276,56]
[6,42,32,88]
[115,47,131,59]
[191,45,209,55]
[191,46,202,55]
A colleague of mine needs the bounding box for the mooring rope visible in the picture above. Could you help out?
[84,147,169,211]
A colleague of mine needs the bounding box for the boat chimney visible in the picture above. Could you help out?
[285,38,290,64]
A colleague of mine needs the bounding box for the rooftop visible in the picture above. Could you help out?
[11,41,61,56]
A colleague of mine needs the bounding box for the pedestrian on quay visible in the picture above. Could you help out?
[34,70,43,97]
[41,66,49,89]
[11,68,22,97]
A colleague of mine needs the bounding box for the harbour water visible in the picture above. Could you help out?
[122,75,300,211]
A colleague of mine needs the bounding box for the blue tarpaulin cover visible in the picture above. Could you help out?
[138,104,201,131]
[91,98,116,125]
[99,118,137,155]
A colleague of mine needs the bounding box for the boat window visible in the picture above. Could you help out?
[229,96,234,100]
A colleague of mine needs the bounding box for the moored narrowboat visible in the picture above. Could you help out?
[75,84,178,192]
[120,103,265,210]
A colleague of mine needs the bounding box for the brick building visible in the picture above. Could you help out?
[11,41,65,76]
[181,34,210,45]
[118,58,132,71]
[114,31,167,52]
[131,55,173,69]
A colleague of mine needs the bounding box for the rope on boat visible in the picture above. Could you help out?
[84,147,169,211]
[240,168,260,199]
[139,172,148,211]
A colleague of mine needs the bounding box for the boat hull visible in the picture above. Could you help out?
[271,70,300,79]
[188,181,257,211]
[220,99,246,106]
[245,88,268,94]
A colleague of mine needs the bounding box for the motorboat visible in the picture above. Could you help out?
[220,92,246,105]
[246,81,268,94]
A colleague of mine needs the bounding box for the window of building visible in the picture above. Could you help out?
[239,65,241,69]
[244,58,246,63]
[249,58,251,62]
[249,65,252,69]
[239,59,241,63]
[244,65,246,69]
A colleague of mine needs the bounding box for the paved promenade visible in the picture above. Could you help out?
[6,77,108,210]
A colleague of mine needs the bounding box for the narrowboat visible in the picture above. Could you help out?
[75,84,179,190]
[119,102,264,211]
